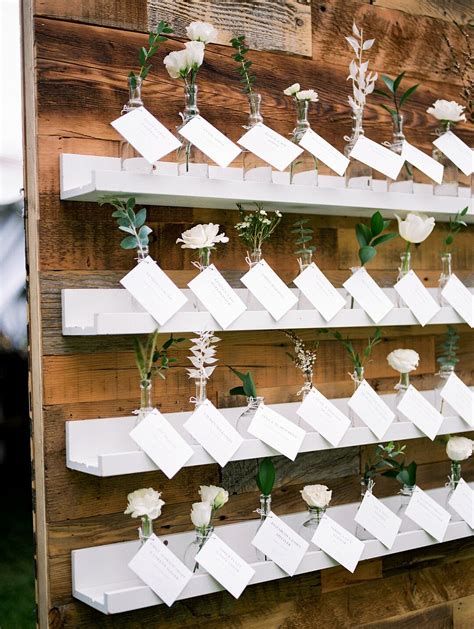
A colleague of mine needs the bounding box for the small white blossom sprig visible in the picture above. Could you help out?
[346,22,377,113]
[285,330,318,376]
[235,202,282,263]
[187,330,221,382]
[284,83,319,103]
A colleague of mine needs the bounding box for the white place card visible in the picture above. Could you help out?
[238,123,303,171]
[299,128,350,176]
[251,512,309,576]
[111,106,181,164]
[405,486,451,542]
[128,535,192,607]
[401,141,444,184]
[248,404,305,461]
[394,270,441,326]
[241,259,298,321]
[349,135,404,180]
[448,479,474,528]
[129,409,194,479]
[441,274,474,328]
[348,379,395,439]
[440,372,474,427]
[312,515,364,573]
[195,533,255,599]
[293,263,346,321]
[120,256,188,325]
[354,491,402,549]
[397,385,444,440]
[433,131,473,176]
[178,115,241,168]
[184,400,243,467]
[188,265,247,329]
[296,387,351,447]
[343,267,394,323]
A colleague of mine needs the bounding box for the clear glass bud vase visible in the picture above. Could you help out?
[396,484,417,532]
[135,378,153,425]
[184,525,214,573]
[394,372,410,421]
[120,77,152,173]
[236,396,264,436]
[289,99,318,185]
[245,248,263,310]
[255,494,272,561]
[192,248,211,311]
[177,84,208,178]
[136,245,149,264]
[438,252,452,305]
[243,94,272,182]
[445,461,462,521]
[299,372,313,400]
[193,378,208,407]
[344,107,372,189]
[432,124,459,196]
[396,251,411,307]
[387,114,413,193]
[356,479,375,540]
[349,367,364,427]
[297,250,314,310]
[298,506,327,546]
[138,515,154,545]
[434,364,455,414]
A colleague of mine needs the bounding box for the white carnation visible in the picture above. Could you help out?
[186,21,217,44]
[446,436,473,462]
[124,488,165,520]
[190,501,212,528]
[198,485,229,509]
[284,83,300,96]
[176,223,229,249]
[296,89,319,102]
[387,349,419,373]
[427,99,466,123]
[300,484,332,508]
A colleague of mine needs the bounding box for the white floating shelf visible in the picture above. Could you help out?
[72,485,473,614]
[66,391,470,477]
[61,287,471,335]
[60,154,472,219]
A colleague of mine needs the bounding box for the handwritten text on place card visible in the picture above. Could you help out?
[441,274,474,328]
[293,263,346,321]
[354,491,402,549]
[128,535,192,607]
[187,265,247,329]
[397,385,444,441]
[448,479,474,528]
[401,141,444,184]
[111,107,181,164]
[241,259,298,321]
[298,128,350,176]
[248,404,305,461]
[405,486,451,542]
[440,372,474,427]
[348,379,395,440]
[184,400,243,467]
[251,512,309,576]
[296,388,351,447]
[433,131,473,176]
[312,515,364,573]
[343,267,394,323]
[349,135,404,180]
[238,123,303,171]
[394,270,441,326]
[178,115,241,168]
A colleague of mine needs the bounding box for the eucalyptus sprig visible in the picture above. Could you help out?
[256,458,275,496]
[100,197,153,257]
[228,366,258,398]
[292,218,316,256]
[363,441,406,485]
[129,20,174,88]
[230,35,256,95]
[333,327,382,379]
[437,325,460,368]
[134,331,185,383]
[382,458,417,487]
[443,206,468,252]
[355,211,398,266]
[374,72,419,119]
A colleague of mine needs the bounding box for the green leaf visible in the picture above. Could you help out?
[381,75,395,93]
[138,225,153,239]
[256,458,275,495]
[355,223,371,247]
[392,71,405,93]
[134,207,147,228]
[373,88,390,98]
[399,84,419,109]
[111,209,127,218]
[370,211,384,237]
[371,232,398,247]
[229,386,246,396]
[380,103,397,117]
[118,225,135,235]
[120,235,138,249]
[359,246,377,265]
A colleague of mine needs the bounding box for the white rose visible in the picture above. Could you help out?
[427,99,466,123]
[199,485,229,509]
[387,349,420,373]
[163,49,189,79]
[296,89,319,102]
[190,501,212,528]
[124,488,165,520]
[176,223,229,249]
[446,436,473,461]
[284,83,300,96]
[300,484,332,508]
[186,21,217,44]
[184,41,205,69]
[396,213,435,244]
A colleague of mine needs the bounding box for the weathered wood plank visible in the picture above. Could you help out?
[453,593,474,629]
[368,0,473,24]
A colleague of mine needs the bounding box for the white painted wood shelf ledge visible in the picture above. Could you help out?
[72,485,474,615]
[60,154,472,220]
[62,287,471,335]
[66,390,470,477]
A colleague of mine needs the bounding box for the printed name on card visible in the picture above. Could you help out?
[248,404,305,461]
[405,486,451,542]
[129,409,194,479]
[251,512,309,576]
[120,256,188,325]
[298,128,350,176]
[312,515,364,573]
[188,265,247,329]
[297,387,351,447]
[237,123,303,171]
[401,141,444,184]
[178,115,241,168]
[440,372,474,427]
[349,135,404,180]
[441,274,474,328]
[348,379,395,439]
[394,270,441,326]
[128,535,192,607]
[184,400,243,467]
[354,491,402,549]
[241,259,298,321]
[448,479,474,528]
[343,267,394,323]
[293,263,346,321]
[111,107,181,164]
[433,131,473,176]
[195,533,255,599]
[397,385,444,440]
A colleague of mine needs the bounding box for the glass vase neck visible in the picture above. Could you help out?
[307,506,326,522]
[349,107,365,143]
[136,247,149,264]
[400,484,416,496]
[247,396,264,410]
[449,460,461,489]
[139,378,153,416]
[258,494,272,519]
[396,371,410,391]
[123,76,144,114]
[139,515,153,545]
[391,113,406,143]
[441,252,452,274]
[194,379,207,406]
[198,247,211,270]
[247,93,264,127]
[248,248,262,268]
[353,366,364,387]
[399,251,411,274]
[183,83,200,120]
[361,477,375,497]
[195,525,214,541]
[293,99,311,137]
[297,249,313,272]
[439,364,455,377]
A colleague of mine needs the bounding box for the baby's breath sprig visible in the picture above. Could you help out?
[284,330,319,376]
[234,202,282,255]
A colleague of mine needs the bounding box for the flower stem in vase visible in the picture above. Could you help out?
[394,371,410,422]
[432,122,459,196]
[438,252,452,306]
[120,77,152,173]
[177,83,209,178]
[349,366,364,427]
[288,98,318,186]
[136,377,153,424]
[246,248,263,310]
[236,396,264,436]
[344,107,372,189]
[298,506,327,545]
[139,515,154,545]
[387,114,413,193]
[435,363,455,414]
[445,460,462,521]
[243,93,273,182]
[355,478,375,540]
[396,246,411,308]
[184,525,214,573]
[396,484,418,532]
[255,494,272,561]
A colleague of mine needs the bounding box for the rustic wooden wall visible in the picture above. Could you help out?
[22,0,474,626]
